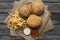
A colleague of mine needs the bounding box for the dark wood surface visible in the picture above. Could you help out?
[0,0,60,40]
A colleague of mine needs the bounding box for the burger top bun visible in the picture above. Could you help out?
[27,14,42,28]
[31,2,44,15]
[19,5,31,18]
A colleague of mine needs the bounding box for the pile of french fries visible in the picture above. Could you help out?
[6,9,28,32]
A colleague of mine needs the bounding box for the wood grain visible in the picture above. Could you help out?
[45,25,60,35]
[0,3,60,13]
[44,35,60,40]
[43,0,60,3]
[0,0,60,40]
[0,0,20,2]
[0,2,13,9]
[0,0,60,3]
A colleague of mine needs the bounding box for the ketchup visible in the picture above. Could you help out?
[31,30,39,37]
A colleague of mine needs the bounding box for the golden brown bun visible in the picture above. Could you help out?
[31,2,44,15]
[27,14,42,28]
[19,5,31,18]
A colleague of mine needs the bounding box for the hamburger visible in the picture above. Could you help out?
[31,2,44,15]
[19,5,31,18]
[27,14,42,28]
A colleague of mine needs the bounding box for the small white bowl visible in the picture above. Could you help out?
[23,28,31,35]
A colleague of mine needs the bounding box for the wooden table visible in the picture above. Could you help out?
[0,0,60,40]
